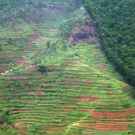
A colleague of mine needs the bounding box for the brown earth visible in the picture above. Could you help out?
[69,19,97,44]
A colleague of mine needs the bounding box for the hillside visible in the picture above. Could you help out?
[0,1,135,135]
[84,0,135,87]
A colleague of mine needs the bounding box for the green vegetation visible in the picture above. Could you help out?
[84,0,135,86]
[0,0,135,135]
[60,7,88,38]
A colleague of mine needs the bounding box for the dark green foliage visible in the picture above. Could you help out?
[37,65,48,75]
[84,0,135,86]
[0,110,11,125]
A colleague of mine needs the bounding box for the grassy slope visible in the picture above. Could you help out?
[0,4,135,135]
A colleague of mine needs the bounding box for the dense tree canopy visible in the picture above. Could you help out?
[84,0,135,86]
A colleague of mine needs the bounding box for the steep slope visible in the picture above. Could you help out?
[0,1,135,135]
[84,0,135,86]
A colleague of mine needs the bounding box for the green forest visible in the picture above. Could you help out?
[84,0,135,86]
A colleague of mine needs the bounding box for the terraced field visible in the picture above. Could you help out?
[0,3,135,135]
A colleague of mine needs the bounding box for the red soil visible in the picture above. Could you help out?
[77,121,128,131]
[126,108,135,115]
[28,90,44,96]
[77,96,99,102]
[84,80,93,85]
[91,108,135,119]
[35,90,44,96]
[91,111,127,119]
[95,122,128,131]
[80,108,135,131]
